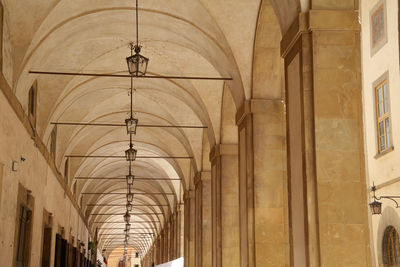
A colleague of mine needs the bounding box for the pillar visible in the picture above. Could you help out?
[280,8,371,266]
[210,144,240,267]
[194,171,212,267]
[236,99,288,267]
[184,190,195,267]
[178,202,184,259]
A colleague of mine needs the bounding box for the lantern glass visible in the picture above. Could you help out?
[125,117,138,135]
[126,224,131,231]
[127,192,134,203]
[369,200,382,215]
[125,147,137,161]
[126,202,132,212]
[126,46,149,76]
[126,174,134,185]
[124,211,131,223]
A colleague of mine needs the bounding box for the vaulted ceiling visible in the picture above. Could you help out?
[2,0,300,257]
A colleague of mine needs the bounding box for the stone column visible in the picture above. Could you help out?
[236,99,288,267]
[280,9,371,266]
[169,214,175,260]
[165,223,170,262]
[194,171,212,267]
[210,144,240,267]
[179,202,184,258]
[156,236,161,265]
[184,190,195,267]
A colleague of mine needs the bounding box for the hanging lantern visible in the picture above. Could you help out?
[127,185,134,203]
[126,45,149,77]
[124,211,131,223]
[127,191,134,203]
[126,223,131,231]
[125,117,139,135]
[126,202,133,212]
[369,200,382,215]
[126,174,134,185]
[125,145,137,161]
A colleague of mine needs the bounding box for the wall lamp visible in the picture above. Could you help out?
[369,183,400,215]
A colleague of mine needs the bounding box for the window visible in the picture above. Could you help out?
[383,226,400,266]
[370,0,387,55]
[375,80,392,153]
[28,82,37,126]
[16,205,32,267]
[64,158,69,184]
[50,126,57,158]
[73,182,77,196]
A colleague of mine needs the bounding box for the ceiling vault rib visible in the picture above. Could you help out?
[50,121,208,129]
[29,70,233,81]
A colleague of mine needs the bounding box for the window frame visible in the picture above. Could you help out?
[50,126,57,159]
[373,72,394,157]
[13,184,34,267]
[383,226,400,266]
[28,81,37,128]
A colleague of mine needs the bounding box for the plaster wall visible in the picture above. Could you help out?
[0,89,90,266]
[361,0,400,266]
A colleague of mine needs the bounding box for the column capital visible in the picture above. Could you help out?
[236,98,285,125]
[194,171,211,185]
[281,10,360,57]
[183,189,194,201]
[209,144,238,162]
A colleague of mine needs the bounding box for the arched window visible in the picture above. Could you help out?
[383,226,400,266]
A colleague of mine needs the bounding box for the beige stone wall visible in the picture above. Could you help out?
[0,90,91,266]
[361,0,400,265]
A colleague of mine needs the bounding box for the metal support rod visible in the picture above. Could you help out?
[98,227,155,230]
[91,213,163,216]
[76,177,181,180]
[136,0,139,47]
[29,70,233,80]
[66,155,192,159]
[50,121,207,128]
[81,192,174,195]
[93,221,160,223]
[100,234,154,236]
[87,204,168,207]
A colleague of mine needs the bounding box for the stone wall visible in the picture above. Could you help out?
[0,88,91,266]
